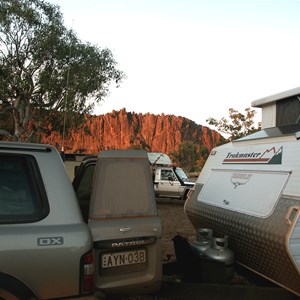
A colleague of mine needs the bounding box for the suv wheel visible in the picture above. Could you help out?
[0,287,35,300]
[0,288,20,300]
[0,281,36,300]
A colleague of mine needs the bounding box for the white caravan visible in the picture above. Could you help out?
[185,87,300,296]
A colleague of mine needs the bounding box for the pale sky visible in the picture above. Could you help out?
[48,0,300,127]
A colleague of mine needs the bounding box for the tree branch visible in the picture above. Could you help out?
[0,105,14,114]
[0,129,13,139]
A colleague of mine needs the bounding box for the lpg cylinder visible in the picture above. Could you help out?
[204,235,235,280]
[190,228,213,255]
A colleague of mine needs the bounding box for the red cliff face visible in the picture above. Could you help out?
[41,108,222,154]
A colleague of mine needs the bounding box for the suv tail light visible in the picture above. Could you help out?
[80,250,95,294]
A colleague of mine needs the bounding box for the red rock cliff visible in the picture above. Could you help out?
[42,108,222,154]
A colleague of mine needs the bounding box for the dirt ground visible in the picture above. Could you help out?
[156,200,196,261]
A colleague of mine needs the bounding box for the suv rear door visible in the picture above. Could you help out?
[73,150,162,296]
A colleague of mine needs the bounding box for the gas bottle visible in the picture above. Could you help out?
[190,228,213,255]
[204,235,235,280]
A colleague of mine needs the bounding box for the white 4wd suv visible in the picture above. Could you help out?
[0,142,94,299]
[73,150,162,297]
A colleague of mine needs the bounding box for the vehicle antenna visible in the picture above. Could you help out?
[61,27,74,157]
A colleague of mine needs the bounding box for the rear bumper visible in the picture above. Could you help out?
[69,291,106,300]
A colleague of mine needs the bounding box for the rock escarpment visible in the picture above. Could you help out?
[42,108,222,154]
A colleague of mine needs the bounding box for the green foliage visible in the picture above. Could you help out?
[169,141,208,172]
[0,0,125,142]
[206,107,261,141]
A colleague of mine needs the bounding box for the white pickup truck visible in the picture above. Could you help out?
[148,153,195,200]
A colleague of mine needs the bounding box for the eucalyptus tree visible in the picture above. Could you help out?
[0,0,124,142]
[206,107,261,141]
[169,141,207,172]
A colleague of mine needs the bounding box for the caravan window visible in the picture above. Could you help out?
[276,96,300,126]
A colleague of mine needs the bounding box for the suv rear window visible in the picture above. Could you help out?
[0,154,49,223]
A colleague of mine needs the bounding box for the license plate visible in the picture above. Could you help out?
[102,249,146,268]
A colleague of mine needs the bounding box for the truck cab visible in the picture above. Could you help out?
[148,152,195,200]
[153,166,195,200]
